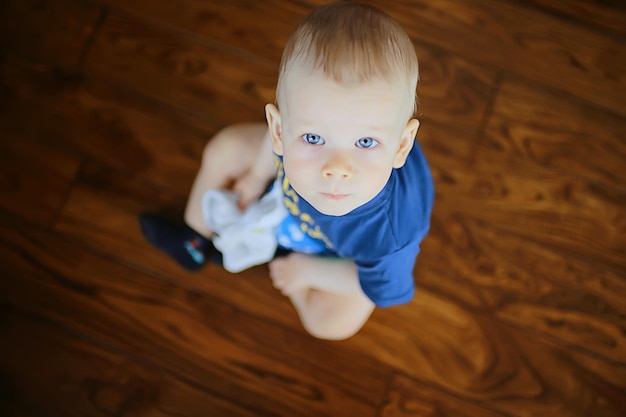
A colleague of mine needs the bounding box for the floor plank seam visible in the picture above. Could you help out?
[50,157,87,231]
[77,3,108,72]
[471,70,504,164]
[93,1,279,69]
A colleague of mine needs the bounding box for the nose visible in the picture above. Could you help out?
[321,152,353,179]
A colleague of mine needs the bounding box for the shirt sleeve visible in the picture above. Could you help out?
[355,240,419,308]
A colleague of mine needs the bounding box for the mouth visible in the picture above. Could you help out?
[322,192,349,200]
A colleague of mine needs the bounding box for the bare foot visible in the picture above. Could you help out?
[268,253,313,296]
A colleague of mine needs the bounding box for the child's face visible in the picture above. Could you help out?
[268,69,419,216]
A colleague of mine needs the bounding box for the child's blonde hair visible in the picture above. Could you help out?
[276,1,419,118]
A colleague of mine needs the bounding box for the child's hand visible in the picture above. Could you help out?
[232,171,268,210]
[269,253,313,296]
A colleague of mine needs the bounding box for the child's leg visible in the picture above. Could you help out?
[288,290,375,341]
[141,123,268,270]
[269,253,375,340]
[183,123,269,237]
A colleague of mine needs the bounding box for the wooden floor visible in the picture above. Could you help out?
[1,0,625,415]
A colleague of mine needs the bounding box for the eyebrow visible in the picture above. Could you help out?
[295,120,392,135]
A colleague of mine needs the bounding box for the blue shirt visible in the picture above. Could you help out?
[276,140,434,307]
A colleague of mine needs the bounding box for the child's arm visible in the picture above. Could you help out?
[269,253,364,297]
[233,129,277,209]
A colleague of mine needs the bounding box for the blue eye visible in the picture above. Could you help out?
[303,133,325,145]
[356,137,379,149]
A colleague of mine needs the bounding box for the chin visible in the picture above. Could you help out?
[310,201,356,217]
[318,209,350,217]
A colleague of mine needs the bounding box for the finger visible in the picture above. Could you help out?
[280,282,293,295]
[234,188,250,211]
[237,188,262,211]
[280,281,302,297]
[268,261,283,285]
[236,197,250,211]
[271,275,286,291]
[232,177,250,205]
[232,176,245,194]
[271,277,282,289]
[270,273,283,288]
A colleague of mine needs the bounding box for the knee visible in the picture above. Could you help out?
[201,126,238,161]
[301,318,364,341]
[295,291,374,341]
[201,123,264,164]
[304,326,360,342]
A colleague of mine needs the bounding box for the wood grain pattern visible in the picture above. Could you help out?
[5,211,626,417]
[0,57,214,192]
[485,76,626,189]
[0,221,386,417]
[45,79,626,417]
[49,124,476,333]
[98,0,307,63]
[0,59,82,225]
[522,0,626,36]
[414,47,497,134]
[0,307,261,417]
[0,133,80,226]
[96,0,499,135]
[356,291,626,417]
[1,1,625,416]
[0,0,101,68]
[432,145,626,272]
[53,160,300,329]
[417,213,626,364]
[357,0,626,116]
[380,373,509,417]
[49,161,626,417]
[423,142,626,361]
[84,10,277,123]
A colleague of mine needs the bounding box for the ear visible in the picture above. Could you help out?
[265,103,283,156]
[393,118,420,168]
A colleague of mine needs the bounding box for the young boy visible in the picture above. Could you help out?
[140,2,434,340]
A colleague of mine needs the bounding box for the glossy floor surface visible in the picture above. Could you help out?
[1,0,625,416]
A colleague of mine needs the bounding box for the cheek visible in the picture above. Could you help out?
[360,158,394,193]
[283,153,317,189]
